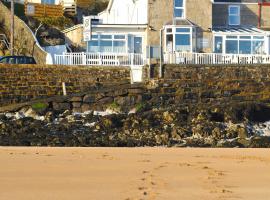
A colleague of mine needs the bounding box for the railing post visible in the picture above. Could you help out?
[131,53,134,66]
[82,52,86,65]
[99,52,102,65]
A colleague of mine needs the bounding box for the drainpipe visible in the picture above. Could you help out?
[159,28,164,78]
[258,2,262,28]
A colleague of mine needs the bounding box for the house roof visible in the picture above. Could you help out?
[212,26,268,34]
[165,19,195,26]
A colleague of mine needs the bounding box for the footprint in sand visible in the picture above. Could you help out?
[138,160,151,163]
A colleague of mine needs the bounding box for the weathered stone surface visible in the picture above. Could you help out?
[0,65,131,106]
[83,95,96,103]
[52,102,71,111]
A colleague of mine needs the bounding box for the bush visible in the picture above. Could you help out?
[37,16,73,30]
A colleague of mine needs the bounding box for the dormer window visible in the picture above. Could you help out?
[228,5,240,26]
[174,0,185,19]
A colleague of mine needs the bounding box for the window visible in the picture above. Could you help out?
[41,0,55,4]
[214,36,223,53]
[174,0,185,18]
[226,40,238,54]
[229,5,240,25]
[165,27,192,52]
[239,40,251,54]
[88,34,127,53]
[214,35,266,54]
[175,34,190,52]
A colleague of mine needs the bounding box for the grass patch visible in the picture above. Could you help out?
[135,102,146,112]
[31,102,48,111]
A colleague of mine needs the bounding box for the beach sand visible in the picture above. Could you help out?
[0,147,269,200]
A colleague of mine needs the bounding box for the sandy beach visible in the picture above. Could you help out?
[0,147,270,200]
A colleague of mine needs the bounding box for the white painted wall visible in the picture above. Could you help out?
[98,0,148,24]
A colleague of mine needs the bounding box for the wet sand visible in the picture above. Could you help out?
[0,147,270,200]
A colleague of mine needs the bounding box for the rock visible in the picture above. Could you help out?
[70,96,82,102]
[44,111,55,122]
[81,104,91,113]
[163,111,175,123]
[97,97,114,104]
[18,107,43,120]
[237,126,248,139]
[52,102,71,111]
[83,95,96,103]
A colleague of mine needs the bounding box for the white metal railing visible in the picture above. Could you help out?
[55,52,145,66]
[164,52,270,65]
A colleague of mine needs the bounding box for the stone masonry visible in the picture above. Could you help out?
[0,64,131,106]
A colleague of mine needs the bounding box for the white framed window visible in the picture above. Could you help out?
[88,34,127,53]
[228,5,240,26]
[213,34,266,55]
[165,26,192,53]
[174,0,185,19]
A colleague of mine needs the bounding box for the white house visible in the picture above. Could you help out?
[83,0,148,59]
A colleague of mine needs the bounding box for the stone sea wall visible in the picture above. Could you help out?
[1,64,270,147]
[0,64,131,107]
[157,64,270,106]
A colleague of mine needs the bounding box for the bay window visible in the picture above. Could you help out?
[165,26,193,53]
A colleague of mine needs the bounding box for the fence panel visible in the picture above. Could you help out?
[164,52,270,65]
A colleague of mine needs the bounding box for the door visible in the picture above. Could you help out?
[134,36,142,54]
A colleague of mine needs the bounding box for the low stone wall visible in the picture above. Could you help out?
[158,64,270,106]
[0,1,47,64]
[0,64,131,106]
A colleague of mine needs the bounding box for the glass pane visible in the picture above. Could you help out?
[226,40,238,54]
[175,34,191,52]
[252,40,265,54]
[240,36,251,39]
[92,35,98,39]
[167,28,172,33]
[100,35,112,39]
[253,36,264,40]
[88,41,99,52]
[100,40,113,52]
[229,7,239,15]
[214,36,223,53]
[176,28,190,33]
[229,16,240,25]
[239,40,251,54]
[175,0,183,7]
[174,8,183,18]
[134,37,142,54]
[114,35,125,39]
[226,36,237,39]
[113,41,126,53]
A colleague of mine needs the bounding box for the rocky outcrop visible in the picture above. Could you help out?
[1,98,270,147]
